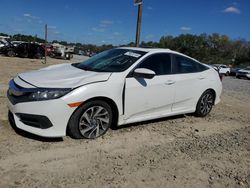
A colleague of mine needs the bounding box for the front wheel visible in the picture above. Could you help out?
[194,90,215,117]
[67,100,113,139]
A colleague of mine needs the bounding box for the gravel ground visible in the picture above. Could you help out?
[0,56,249,188]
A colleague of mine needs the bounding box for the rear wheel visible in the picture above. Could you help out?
[65,53,72,60]
[67,100,112,139]
[194,90,215,117]
[7,50,15,57]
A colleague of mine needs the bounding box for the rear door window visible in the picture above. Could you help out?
[173,55,208,74]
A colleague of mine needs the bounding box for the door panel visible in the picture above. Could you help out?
[124,75,175,120]
[171,54,209,112]
[172,73,201,112]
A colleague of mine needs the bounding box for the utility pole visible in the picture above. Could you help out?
[34,34,37,43]
[135,0,143,47]
[44,24,47,64]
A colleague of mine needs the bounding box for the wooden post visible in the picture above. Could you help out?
[44,24,47,64]
[135,1,143,47]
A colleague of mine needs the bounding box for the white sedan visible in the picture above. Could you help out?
[7,47,222,139]
[213,64,231,75]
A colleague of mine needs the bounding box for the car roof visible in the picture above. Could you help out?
[118,47,200,63]
[118,47,172,53]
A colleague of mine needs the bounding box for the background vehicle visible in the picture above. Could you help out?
[214,64,230,75]
[89,52,96,57]
[7,47,222,139]
[0,40,6,49]
[207,64,223,80]
[1,42,45,58]
[50,43,73,60]
[11,41,24,47]
[15,43,45,59]
[229,67,240,76]
[0,40,8,54]
[42,44,55,56]
[236,67,250,79]
[0,41,16,57]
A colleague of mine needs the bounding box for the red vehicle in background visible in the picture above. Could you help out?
[42,44,55,56]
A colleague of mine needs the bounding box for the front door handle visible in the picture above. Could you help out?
[198,77,205,80]
[165,80,175,85]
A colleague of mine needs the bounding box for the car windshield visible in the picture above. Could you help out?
[72,49,146,72]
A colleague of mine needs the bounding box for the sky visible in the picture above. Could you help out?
[0,0,249,45]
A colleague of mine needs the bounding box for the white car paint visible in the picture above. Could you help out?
[214,64,230,75]
[7,47,222,137]
[124,73,175,121]
[17,63,112,88]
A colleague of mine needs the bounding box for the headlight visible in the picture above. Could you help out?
[29,89,71,101]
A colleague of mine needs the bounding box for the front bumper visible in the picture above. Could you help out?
[7,97,75,137]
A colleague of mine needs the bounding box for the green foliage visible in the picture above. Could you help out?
[0,33,9,37]
[155,33,250,66]
[10,34,45,43]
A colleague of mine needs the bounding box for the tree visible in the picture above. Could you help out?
[153,33,250,66]
[0,33,9,37]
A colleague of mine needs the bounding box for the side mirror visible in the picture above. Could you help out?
[133,68,156,79]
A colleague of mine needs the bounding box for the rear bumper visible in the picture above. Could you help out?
[214,97,221,105]
[214,79,222,106]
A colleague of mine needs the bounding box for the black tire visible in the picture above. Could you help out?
[194,90,215,117]
[34,52,42,59]
[226,71,229,76]
[7,50,15,57]
[67,100,113,139]
[65,53,71,60]
[49,53,55,58]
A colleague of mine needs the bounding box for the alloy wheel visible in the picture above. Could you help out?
[200,93,214,116]
[78,106,110,139]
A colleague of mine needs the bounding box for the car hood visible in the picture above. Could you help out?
[17,63,112,88]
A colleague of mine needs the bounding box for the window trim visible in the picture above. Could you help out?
[172,54,208,74]
[127,52,174,78]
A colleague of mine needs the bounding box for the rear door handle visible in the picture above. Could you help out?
[165,80,176,85]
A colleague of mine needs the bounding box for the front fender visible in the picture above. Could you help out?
[61,80,124,116]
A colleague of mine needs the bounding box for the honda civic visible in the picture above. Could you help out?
[7,47,222,139]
